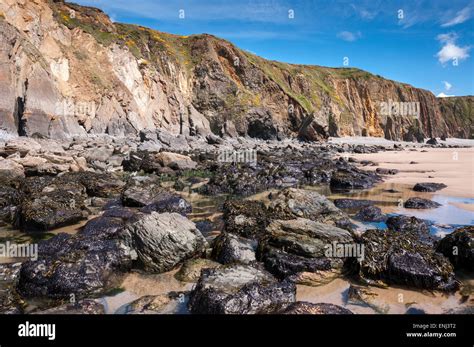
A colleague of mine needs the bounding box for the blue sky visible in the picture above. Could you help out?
[74,0,473,96]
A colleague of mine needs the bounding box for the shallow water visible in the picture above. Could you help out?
[1,180,473,314]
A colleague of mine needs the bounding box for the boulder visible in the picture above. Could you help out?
[124,212,206,273]
[330,167,380,190]
[355,229,458,291]
[156,130,190,152]
[156,152,197,171]
[268,188,349,227]
[436,226,474,271]
[17,216,134,298]
[0,158,25,183]
[404,197,441,209]
[386,215,429,234]
[354,205,386,222]
[333,199,374,209]
[223,200,270,239]
[212,233,257,264]
[188,264,296,314]
[122,184,191,215]
[0,185,21,224]
[258,218,354,279]
[413,182,447,192]
[18,182,87,232]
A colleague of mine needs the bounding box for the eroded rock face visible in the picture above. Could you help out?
[355,229,458,291]
[436,226,474,271]
[123,212,207,273]
[0,0,471,141]
[188,264,296,314]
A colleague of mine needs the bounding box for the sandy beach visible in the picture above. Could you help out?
[349,147,474,199]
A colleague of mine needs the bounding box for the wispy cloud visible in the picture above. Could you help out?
[337,31,362,42]
[436,32,470,64]
[443,81,452,91]
[441,6,471,27]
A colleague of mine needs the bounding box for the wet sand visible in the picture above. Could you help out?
[349,147,474,199]
[297,277,472,314]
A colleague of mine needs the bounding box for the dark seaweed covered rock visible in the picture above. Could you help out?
[122,183,192,215]
[223,200,270,239]
[333,199,374,209]
[188,264,296,314]
[15,172,126,232]
[280,301,353,314]
[140,195,192,216]
[354,205,386,222]
[258,218,354,279]
[330,166,381,191]
[17,182,88,232]
[0,263,24,314]
[211,233,257,264]
[436,226,474,271]
[355,229,458,291]
[0,185,21,225]
[17,216,134,298]
[413,182,447,192]
[56,172,125,198]
[386,215,429,234]
[404,197,441,209]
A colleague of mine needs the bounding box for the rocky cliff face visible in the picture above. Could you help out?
[0,0,472,141]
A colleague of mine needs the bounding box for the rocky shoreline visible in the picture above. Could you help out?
[0,131,473,314]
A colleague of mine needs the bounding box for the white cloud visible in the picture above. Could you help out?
[442,7,471,27]
[337,31,362,42]
[437,92,455,97]
[443,81,452,91]
[436,33,470,64]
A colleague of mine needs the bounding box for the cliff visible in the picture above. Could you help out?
[0,0,472,141]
